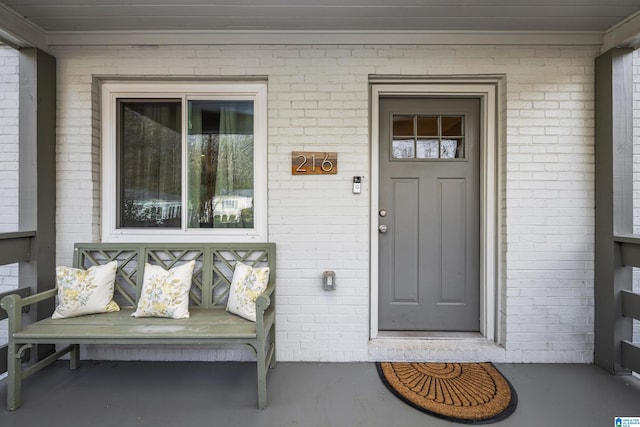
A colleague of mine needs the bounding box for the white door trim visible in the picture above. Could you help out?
[370,79,502,344]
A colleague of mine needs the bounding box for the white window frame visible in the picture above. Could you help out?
[101,80,268,243]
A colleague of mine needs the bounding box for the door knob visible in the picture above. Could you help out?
[379,225,388,233]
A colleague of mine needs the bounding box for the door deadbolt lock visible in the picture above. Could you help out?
[379,209,387,217]
[379,225,388,233]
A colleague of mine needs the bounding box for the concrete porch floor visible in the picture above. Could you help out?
[1,361,639,427]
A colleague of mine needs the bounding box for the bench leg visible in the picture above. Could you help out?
[6,343,23,411]
[267,327,277,369]
[256,344,268,409]
[70,344,80,369]
[257,359,267,409]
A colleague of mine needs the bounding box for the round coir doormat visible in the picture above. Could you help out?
[376,362,517,424]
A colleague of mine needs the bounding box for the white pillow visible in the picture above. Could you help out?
[132,261,195,319]
[226,261,270,322]
[52,261,120,319]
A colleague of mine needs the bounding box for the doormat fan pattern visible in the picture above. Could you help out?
[376,362,517,424]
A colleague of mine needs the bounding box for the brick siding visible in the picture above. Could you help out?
[0,44,19,346]
[49,43,599,363]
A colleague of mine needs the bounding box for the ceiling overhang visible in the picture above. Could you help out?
[0,2,47,51]
[0,2,639,53]
[603,11,640,52]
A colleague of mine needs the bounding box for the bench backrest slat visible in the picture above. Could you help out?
[73,243,276,309]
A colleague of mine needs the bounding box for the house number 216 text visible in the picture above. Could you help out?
[291,151,338,175]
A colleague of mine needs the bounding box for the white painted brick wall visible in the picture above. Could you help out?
[52,43,598,363]
[500,47,595,363]
[0,44,19,346]
[0,45,19,236]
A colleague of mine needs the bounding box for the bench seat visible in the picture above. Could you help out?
[1,242,277,411]
[12,308,273,342]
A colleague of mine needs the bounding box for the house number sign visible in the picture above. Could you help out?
[291,151,338,175]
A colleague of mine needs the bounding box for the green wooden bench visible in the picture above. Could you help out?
[0,242,277,410]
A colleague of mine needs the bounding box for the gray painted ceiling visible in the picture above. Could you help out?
[2,0,640,33]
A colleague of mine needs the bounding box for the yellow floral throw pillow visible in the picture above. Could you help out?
[132,261,195,319]
[53,261,120,319]
[226,261,270,322]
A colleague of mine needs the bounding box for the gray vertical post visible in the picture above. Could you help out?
[594,48,634,374]
[18,48,56,361]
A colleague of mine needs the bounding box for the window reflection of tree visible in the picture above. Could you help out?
[120,101,181,228]
[188,101,254,229]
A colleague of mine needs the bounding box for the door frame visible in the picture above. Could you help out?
[370,78,502,342]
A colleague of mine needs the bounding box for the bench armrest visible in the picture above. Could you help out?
[256,283,275,313]
[255,282,275,339]
[1,288,57,334]
[18,288,57,307]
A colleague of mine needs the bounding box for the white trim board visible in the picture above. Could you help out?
[369,78,503,350]
[46,30,604,47]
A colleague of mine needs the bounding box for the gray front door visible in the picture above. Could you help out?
[378,97,480,331]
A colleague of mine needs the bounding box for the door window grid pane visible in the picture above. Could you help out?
[392,115,415,137]
[416,139,439,159]
[442,116,463,137]
[391,115,465,160]
[417,116,439,136]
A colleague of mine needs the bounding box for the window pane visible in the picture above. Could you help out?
[393,116,414,137]
[416,139,439,158]
[118,101,182,228]
[442,116,463,137]
[441,139,464,159]
[392,139,415,159]
[187,100,254,229]
[417,116,438,136]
